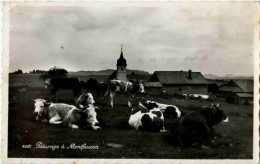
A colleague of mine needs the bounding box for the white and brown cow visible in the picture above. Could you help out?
[63,105,101,130]
[109,80,145,107]
[143,100,185,119]
[128,102,165,132]
[33,99,75,124]
[75,93,95,109]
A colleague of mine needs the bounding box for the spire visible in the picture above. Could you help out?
[117,45,127,66]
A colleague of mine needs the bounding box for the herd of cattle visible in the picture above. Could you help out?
[36,78,229,146]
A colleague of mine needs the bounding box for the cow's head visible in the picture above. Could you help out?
[201,103,228,126]
[76,93,95,108]
[33,99,51,121]
[138,83,145,93]
[143,100,158,109]
[139,114,164,132]
[84,105,99,126]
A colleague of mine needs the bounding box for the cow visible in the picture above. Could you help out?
[63,105,101,130]
[50,77,81,102]
[82,78,100,96]
[143,100,185,119]
[170,103,228,147]
[33,99,75,124]
[109,80,145,107]
[75,93,95,109]
[128,102,165,132]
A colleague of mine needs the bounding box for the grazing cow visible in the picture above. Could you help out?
[109,80,145,107]
[170,104,228,146]
[63,105,101,130]
[97,81,110,97]
[128,102,165,132]
[75,93,95,109]
[33,99,75,124]
[83,78,100,96]
[143,100,184,118]
[50,77,81,102]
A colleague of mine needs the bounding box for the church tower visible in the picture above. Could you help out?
[116,47,127,81]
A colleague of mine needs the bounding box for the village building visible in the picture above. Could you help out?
[218,79,253,105]
[142,82,163,96]
[150,70,208,95]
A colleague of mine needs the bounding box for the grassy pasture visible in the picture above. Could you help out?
[8,75,253,159]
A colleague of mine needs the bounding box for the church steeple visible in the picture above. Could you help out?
[117,46,127,66]
[116,46,127,81]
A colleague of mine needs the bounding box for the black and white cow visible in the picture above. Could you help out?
[128,102,165,132]
[109,80,145,107]
[143,100,185,119]
[170,104,228,146]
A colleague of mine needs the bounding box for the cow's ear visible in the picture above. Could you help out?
[216,103,221,108]
[44,101,51,107]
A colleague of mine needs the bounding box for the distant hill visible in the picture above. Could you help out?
[203,74,253,80]
[69,69,149,76]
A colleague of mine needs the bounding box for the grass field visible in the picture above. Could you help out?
[8,75,254,159]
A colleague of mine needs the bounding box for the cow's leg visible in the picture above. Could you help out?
[128,95,134,108]
[49,116,62,124]
[41,118,48,123]
[128,99,132,108]
[110,92,115,107]
[68,123,79,129]
[92,126,101,130]
[51,87,58,102]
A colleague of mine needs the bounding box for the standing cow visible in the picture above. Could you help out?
[109,80,145,107]
[49,77,81,102]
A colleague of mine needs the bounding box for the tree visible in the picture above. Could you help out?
[10,69,23,74]
[40,66,68,80]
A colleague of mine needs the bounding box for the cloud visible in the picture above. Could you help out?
[9,3,256,76]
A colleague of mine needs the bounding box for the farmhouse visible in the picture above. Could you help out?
[218,79,253,105]
[143,82,163,96]
[150,70,208,95]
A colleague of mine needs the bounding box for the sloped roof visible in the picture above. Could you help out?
[152,71,208,85]
[143,82,163,88]
[219,85,243,92]
[231,80,253,93]
[117,50,127,66]
[236,93,253,98]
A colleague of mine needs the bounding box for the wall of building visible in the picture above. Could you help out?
[144,87,163,96]
[162,84,208,95]
[116,66,127,81]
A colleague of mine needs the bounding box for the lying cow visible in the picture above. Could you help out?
[75,93,95,109]
[170,103,228,146]
[33,99,75,124]
[143,100,184,118]
[128,102,165,132]
[109,80,145,107]
[63,105,101,130]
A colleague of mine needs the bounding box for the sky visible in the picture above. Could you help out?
[9,2,258,76]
